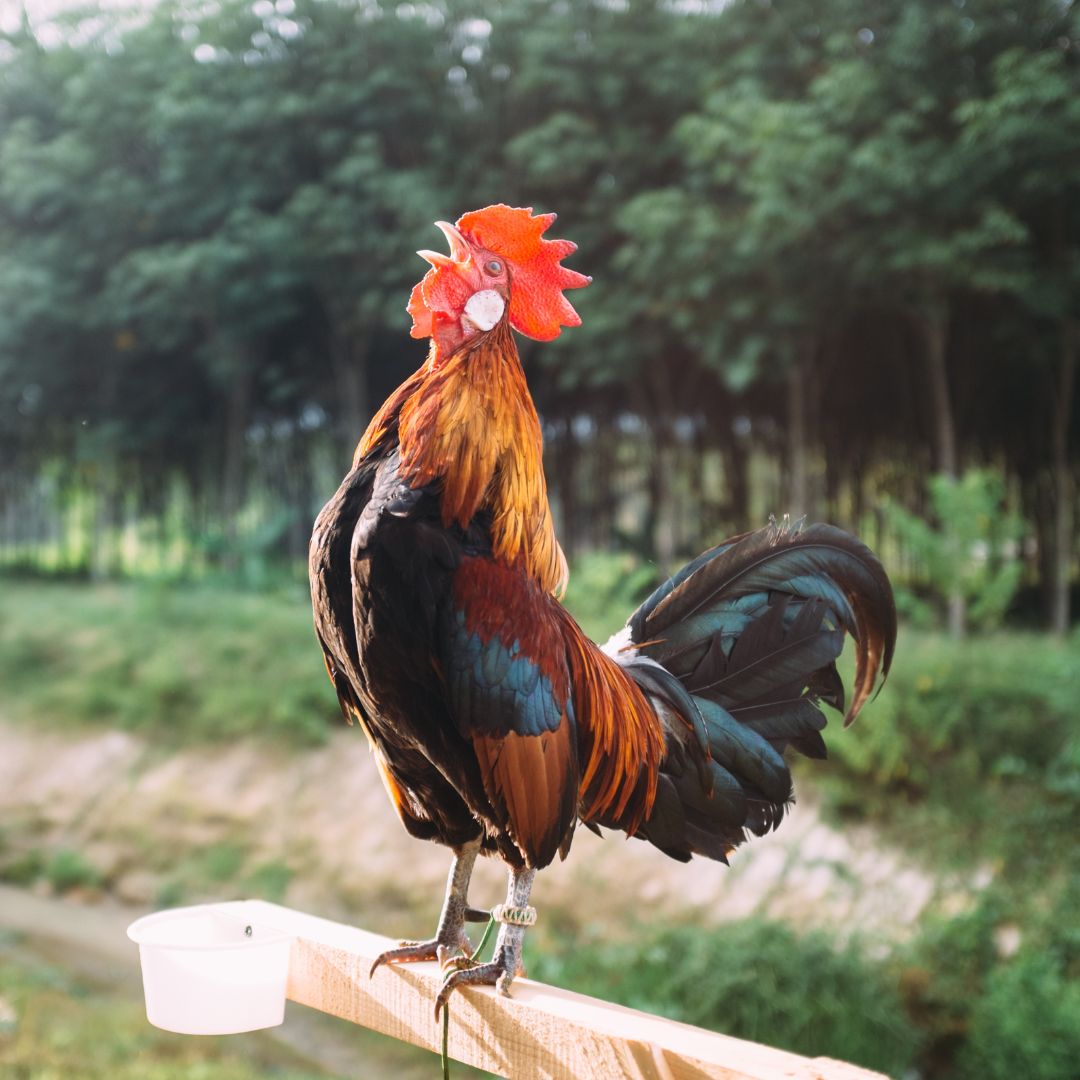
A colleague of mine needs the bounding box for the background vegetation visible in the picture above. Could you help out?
[1,0,1077,635]
[1,1,1078,1078]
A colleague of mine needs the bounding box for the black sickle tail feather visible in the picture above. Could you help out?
[608,518,896,864]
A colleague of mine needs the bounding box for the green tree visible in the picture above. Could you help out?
[959,30,1080,634]
[885,469,1026,635]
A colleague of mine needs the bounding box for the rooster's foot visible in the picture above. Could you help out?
[433,865,536,1018]
[369,839,483,978]
[369,933,473,977]
[434,939,523,1021]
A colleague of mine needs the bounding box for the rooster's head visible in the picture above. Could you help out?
[408,204,590,362]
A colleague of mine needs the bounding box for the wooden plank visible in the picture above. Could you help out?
[245,901,886,1080]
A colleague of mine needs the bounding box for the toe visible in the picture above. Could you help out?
[369,940,441,977]
[433,960,508,1019]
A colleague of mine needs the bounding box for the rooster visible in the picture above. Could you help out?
[309,205,896,1017]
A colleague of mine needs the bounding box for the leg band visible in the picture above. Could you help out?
[490,903,537,927]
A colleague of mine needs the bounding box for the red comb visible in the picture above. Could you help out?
[456,204,591,340]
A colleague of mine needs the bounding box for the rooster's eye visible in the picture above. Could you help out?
[485,259,503,275]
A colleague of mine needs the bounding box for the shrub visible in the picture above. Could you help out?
[900,879,1080,1078]
[44,850,102,893]
[884,469,1026,633]
[820,630,1080,873]
[243,861,293,903]
[961,951,1080,1080]
[530,919,920,1077]
[561,551,658,641]
[0,580,338,747]
[0,848,46,886]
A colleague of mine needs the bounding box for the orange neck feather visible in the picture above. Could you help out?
[357,326,568,597]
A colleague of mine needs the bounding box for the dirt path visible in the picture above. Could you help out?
[0,718,951,943]
[1,717,969,1078]
[0,883,476,1079]
[0,883,146,990]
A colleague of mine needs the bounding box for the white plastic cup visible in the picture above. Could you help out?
[127,902,294,1035]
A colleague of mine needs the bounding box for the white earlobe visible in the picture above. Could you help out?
[464,290,505,332]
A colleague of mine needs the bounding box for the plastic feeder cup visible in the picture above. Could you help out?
[127,902,294,1035]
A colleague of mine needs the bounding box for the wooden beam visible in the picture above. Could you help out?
[246,901,886,1080]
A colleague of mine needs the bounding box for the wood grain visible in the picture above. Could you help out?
[246,901,887,1080]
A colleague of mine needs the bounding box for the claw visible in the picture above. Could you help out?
[434,867,534,1019]
[372,841,483,980]
[433,956,516,1021]
[440,952,475,973]
[369,935,470,979]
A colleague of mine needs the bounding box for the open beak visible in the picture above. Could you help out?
[417,220,472,269]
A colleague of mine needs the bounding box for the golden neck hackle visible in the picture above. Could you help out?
[361,325,568,597]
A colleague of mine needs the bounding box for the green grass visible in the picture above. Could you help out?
[0,562,658,747]
[0,942,329,1080]
[3,573,1080,1077]
[561,550,658,641]
[0,579,338,746]
[0,848,46,887]
[43,849,103,894]
[818,628,1080,880]
[530,918,920,1077]
[243,860,294,903]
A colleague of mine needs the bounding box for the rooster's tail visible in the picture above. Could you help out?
[599,518,896,863]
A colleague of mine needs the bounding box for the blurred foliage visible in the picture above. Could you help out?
[0,0,1076,631]
[885,469,1026,631]
[532,878,1080,1079]
[820,628,1079,875]
[0,947,328,1080]
[0,936,478,1080]
[900,880,1080,1079]
[0,848,46,888]
[559,549,658,641]
[961,949,1080,1080]
[243,859,295,904]
[0,571,1078,1073]
[43,849,104,894]
[530,918,920,1077]
[0,578,338,746]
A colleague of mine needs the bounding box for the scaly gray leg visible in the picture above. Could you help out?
[370,837,484,976]
[434,865,536,1020]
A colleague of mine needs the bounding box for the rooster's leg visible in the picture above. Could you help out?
[369,837,483,975]
[434,865,536,1020]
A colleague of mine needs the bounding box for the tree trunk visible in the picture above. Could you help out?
[720,418,750,534]
[1050,316,1077,636]
[921,301,959,479]
[553,418,579,558]
[90,458,119,582]
[852,458,866,535]
[594,421,615,550]
[331,333,370,461]
[220,360,252,571]
[786,337,817,519]
[643,423,674,566]
[640,366,678,566]
[918,300,966,637]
